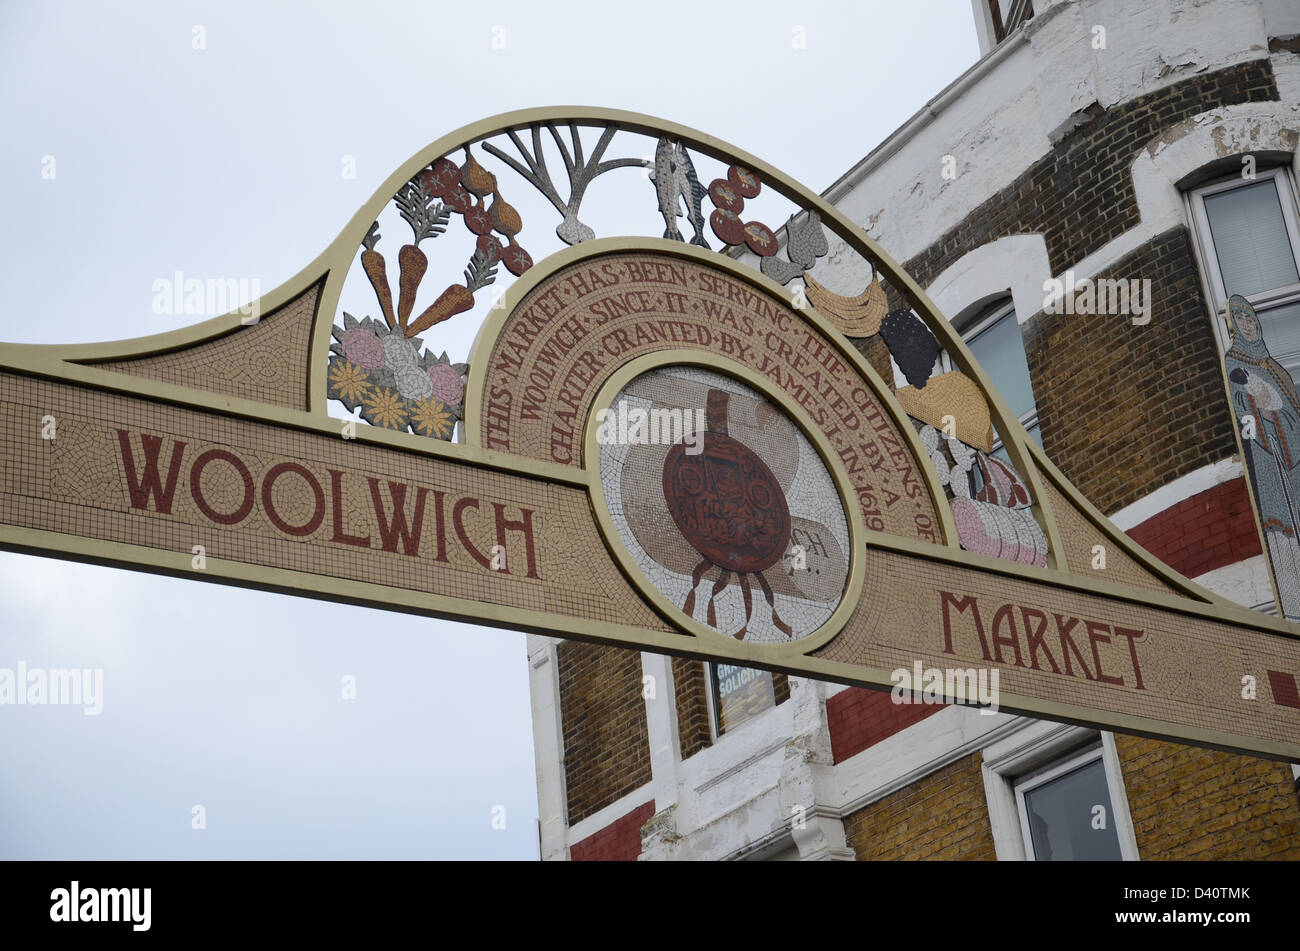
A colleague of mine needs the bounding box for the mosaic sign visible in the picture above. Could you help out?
[1224,294,1300,622]
[1,108,1297,762]
[596,365,850,643]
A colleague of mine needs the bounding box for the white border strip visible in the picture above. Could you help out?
[1108,457,1243,530]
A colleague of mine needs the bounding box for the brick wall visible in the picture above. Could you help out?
[1125,477,1262,578]
[902,59,1278,283]
[569,800,656,862]
[826,687,945,764]
[1022,227,1239,514]
[772,671,791,705]
[839,736,1300,861]
[673,656,712,760]
[843,752,997,860]
[1115,734,1300,859]
[557,643,652,824]
[884,63,1276,515]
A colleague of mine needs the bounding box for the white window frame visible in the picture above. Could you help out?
[975,0,1033,50]
[970,0,998,56]
[705,662,723,740]
[1185,165,1300,353]
[939,298,1040,454]
[1013,742,1124,861]
[1000,0,1034,33]
[981,721,1139,861]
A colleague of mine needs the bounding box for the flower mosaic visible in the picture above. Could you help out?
[328,313,467,436]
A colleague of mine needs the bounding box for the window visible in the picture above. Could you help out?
[708,663,775,735]
[988,0,1034,44]
[932,300,1042,461]
[1188,167,1300,383]
[981,723,1139,861]
[1014,743,1124,860]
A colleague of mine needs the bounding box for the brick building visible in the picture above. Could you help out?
[528,0,1300,860]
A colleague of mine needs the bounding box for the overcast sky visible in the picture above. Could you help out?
[0,0,978,859]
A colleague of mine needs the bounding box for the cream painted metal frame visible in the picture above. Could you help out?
[1,108,1297,762]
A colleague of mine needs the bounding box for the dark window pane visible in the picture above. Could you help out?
[1021,758,1123,860]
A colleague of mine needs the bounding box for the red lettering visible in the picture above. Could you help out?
[189,448,254,525]
[367,478,429,556]
[1113,626,1146,690]
[428,489,448,563]
[990,603,1025,667]
[453,497,491,569]
[1054,614,1095,681]
[117,429,187,514]
[328,470,370,548]
[1020,607,1061,674]
[262,463,324,537]
[940,591,990,660]
[493,503,539,579]
[1085,621,1123,686]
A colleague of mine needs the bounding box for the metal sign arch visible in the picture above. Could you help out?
[0,108,1297,760]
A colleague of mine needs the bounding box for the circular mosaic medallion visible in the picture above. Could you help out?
[596,366,851,644]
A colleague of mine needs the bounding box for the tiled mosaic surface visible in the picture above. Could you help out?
[1224,294,1300,621]
[92,282,322,411]
[0,371,669,634]
[916,421,1048,568]
[3,246,1294,751]
[812,547,1300,747]
[1041,478,1179,595]
[478,251,942,543]
[598,366,850,643]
